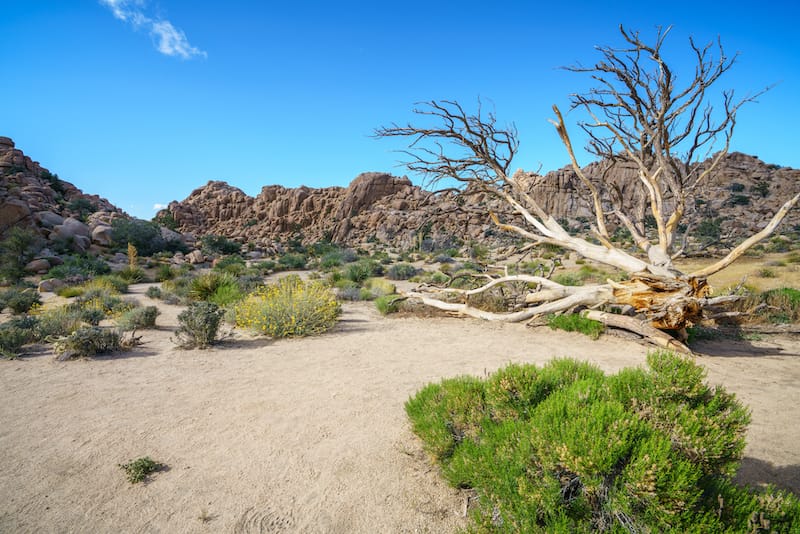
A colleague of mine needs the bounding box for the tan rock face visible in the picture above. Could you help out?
[161,153,800,253]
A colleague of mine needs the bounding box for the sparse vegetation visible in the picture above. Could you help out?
[386,262,418,280]
[116,306,159,331]
[119,457,165,484]
[0,227,41,283]
[405,352,799,532]
[0,286,42,314]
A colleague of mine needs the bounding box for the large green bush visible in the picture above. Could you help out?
[406,352,799,532]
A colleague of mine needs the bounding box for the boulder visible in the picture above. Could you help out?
[186,249,205,264]
[91,224,114,246]
[52,217,90,241]
[36,211,65,228]
[38,278,66,293]
[25,258,51,273]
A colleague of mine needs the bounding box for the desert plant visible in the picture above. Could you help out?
[117,306,159,331]
[33,306,86,339]
[0,286,41,314]
[235,275,340,338]
[0,325,34,359]
[154,264,176,282]
[43,254,111,282]
[174,302,225,348]
[145,286,163,299]
[213,255,247,276]
[404,352,799,532]
[386,262,418,280]
[199,234,241,255]
[546,313,605,340]
[277,252,307,270]
[53,326,122,359]
[0,227,41,283]
[89,274,129,294]
[188,272,240,302]
[345,259,382,284]
[375,294,401,315]
[364,278,396,298]
[119,456,165,484]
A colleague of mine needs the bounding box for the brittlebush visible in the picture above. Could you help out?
[235,275,340,338]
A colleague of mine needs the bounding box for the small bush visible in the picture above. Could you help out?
[33,306,86,339]
[1,287,41,314]
[0,227,42,283]
[145,286,162,299]
[213,255,246,276]
[345,259,382,284]
[757,267,777,278]
[175,302,225,348]
[386,262,418,280]
[90,275,129,294]
[200,234,241,255]
[53,326,122,359]
[375,295,401,315]
[364,278,395,298]
[235,275,340,338]
[117,306,159,331]
[277,252,307,270]
[547,313,605,340]
[188,272,240,302]
[552,272,584,286]
[155,264,176,282]
[734,287,800,324]
[0,325,34,359]
[57,285,85,298]
[119,457,165,484]
[117,266,146,283]
[403,353,797,532]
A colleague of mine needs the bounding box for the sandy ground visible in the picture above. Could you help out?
[1,284,799,533]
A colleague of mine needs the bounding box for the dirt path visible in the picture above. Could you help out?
[1,285,798,533]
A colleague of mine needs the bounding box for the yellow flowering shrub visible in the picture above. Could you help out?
[235,275,341,338]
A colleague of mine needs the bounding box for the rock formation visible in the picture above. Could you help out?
[160,152,800,254]
[0,136,125,251]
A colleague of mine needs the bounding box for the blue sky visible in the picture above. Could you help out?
[1,1,798,219]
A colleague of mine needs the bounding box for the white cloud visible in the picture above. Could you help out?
[151,20,207,59]
[99,0,206,59]
[153,203,168,210]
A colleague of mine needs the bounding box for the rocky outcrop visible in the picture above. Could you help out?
[0,137,126,251]
[161,152,800,253]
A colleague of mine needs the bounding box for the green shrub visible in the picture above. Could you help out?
[1,287,41,314]
[91,274,129,294]
[119,456,165,484]
[33,306,85,339]
[386,262,418,280]
[375,295,401,315]
[44,255,111,282]
[234,275,340,338]
[145,286,163,299]
[278,252,307,270]
[732,287,800,324]
[213,255,246,276]
[117,266,146,283]
[0,227,41,283]
[174,302,225,348]
[199,234,241,255]
[404,353,795,532]
[154,264,176,282]
[53,326,122,359]
[345,259,382,284]
[552,272,584,286]
[0,325,34,359]
[56,285,85,298]
[547,313,605,340]
[117,306,159,331]
[111,218,164,256]
[208,283,244,307]
[188,272,240,302]
[364,278,395,298]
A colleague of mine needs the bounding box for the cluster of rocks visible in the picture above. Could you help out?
[1,137,128,265]
[159,152,800,253]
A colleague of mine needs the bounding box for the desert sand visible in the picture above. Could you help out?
[1,283,799,533]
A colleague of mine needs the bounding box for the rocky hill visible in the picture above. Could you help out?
[0,136,126,253]
[161,152,800,253]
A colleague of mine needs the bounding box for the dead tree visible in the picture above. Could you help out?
[375,27,798,351]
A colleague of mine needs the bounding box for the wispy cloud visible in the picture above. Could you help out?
[100,0,206,59]
[153,203,168,210]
